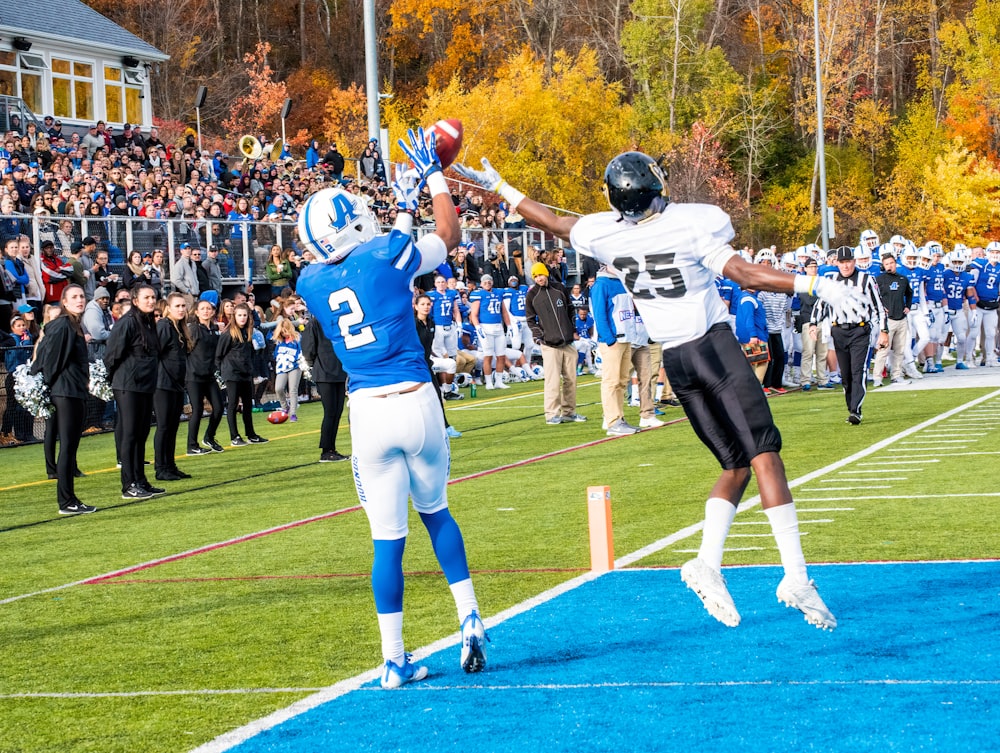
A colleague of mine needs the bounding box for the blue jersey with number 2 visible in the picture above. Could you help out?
[297,229,445,392]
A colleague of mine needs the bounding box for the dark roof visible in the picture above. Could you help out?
[0,0,167,60]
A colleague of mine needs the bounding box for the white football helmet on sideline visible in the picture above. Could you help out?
[925,241,943,257]
[860,229,879,253]
[948,249,966,271]
[854,244,872,270]
[988,241,1000,262]
[454,372,472,388]
[297,187,379,263]
[781,251,798,271]
[756,249,777,265]
[901,241,919,269]
[918,246,934,270]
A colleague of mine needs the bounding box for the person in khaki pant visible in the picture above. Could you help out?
[524,263,586,425]
[591,268,663,435]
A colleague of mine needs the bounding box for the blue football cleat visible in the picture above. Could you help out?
[446,425,462,438]
[956,362,969,370]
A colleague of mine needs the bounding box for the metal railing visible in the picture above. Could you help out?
[2,213,579,290]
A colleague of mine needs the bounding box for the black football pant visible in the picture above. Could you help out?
[114,389,153,492]
[831,324,871,417]
[317,380,347,453]
[186,379,224,448]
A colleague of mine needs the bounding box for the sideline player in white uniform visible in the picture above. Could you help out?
[942,249,978,369]
[428,273,461,360]
[296,129,487,688]
[456,151,866,630]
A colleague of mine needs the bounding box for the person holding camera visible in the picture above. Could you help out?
[122,250,153,291]
[91,249,121,300]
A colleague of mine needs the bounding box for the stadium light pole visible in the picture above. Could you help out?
[813,0,830,255]
[363,0,380,143]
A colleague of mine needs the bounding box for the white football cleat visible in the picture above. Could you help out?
[460,611,488,673]
[680,558,740,627]
[776,576,837,630]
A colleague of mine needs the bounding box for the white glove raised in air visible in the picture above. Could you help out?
[453,158,504,192]
[810,277,868,323]
[391,167,420,213]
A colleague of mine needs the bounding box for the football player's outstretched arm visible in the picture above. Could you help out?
[398,127,461,251]
[454,158,578,243]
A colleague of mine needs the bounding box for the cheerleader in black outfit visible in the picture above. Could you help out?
[31,285,94,514]
[153,293,192,480]
[215,302,268,446]
[300,316,348,462]
[185,297,225,454]
[104,284,163,500]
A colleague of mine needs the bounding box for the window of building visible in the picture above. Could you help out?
[52,57,94,121]
[105,65,143,126]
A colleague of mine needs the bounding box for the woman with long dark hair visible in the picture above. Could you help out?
[216,302,268,446]
[153,293,192,481]
[185,297,225,454]
[104,284,163,500]
[31,285,94,514]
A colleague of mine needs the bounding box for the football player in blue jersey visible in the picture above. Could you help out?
[942,249,978,369]
[295,129,487,688]
[921,243,948,372]
[469,273,510,388]
[898,242,929,378]
[427,274,462,398]
[502,274,533,359]
[974,242,1000,366]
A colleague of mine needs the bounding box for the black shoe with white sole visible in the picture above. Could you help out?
[59,501,97,515]
[122,484,153,500]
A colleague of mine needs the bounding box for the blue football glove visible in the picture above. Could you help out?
[453,158,504,193]
[398,127,441,181]
[392,167,420,213]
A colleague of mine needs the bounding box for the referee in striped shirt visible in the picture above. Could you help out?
[809,246,887,425]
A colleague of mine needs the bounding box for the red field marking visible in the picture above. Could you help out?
[94,566,588,586]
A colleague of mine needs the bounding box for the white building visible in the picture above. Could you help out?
[0,0,167,132]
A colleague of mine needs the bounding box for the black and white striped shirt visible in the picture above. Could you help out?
[810,270,886,331]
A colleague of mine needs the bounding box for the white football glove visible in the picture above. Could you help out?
[812,277,868,323]
[391,167,420,213]
[453,158,504,193]
[398,127,441,181]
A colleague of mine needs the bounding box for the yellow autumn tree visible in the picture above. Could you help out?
[403,47,632,213]
[921,141,1000,243]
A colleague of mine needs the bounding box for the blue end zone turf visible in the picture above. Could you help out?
[227,562,999,752]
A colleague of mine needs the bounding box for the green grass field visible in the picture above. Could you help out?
[1,379,997,752]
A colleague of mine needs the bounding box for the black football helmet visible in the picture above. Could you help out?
[603,152,667,221]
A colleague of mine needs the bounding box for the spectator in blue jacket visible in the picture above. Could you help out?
[736,287,769,385]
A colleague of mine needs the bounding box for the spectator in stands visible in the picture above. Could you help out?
[170,242,199,306]
[82,286,113,360]
[40,239,73,305]
[1,311,35,445]
[122,249,154,291]
[265,244,293,292]
[153,293,192,482]
[271,318,302,421]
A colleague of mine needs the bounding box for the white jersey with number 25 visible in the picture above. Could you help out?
[569,203,737,349]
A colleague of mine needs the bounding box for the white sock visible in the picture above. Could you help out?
[697,497,737,571]
[485,371,494,387]
[377,611,405,666]
[655,383,664,400]
[764,503,809,584]
[449,578,479,623]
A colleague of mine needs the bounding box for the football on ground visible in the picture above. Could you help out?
[267,410,289,424]
[425,119,463,168]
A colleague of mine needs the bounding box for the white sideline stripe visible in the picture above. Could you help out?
[795,507,855,512]
[822,477,907,482]
[833,469,918,474]
[185,387,1000,753]
[732,519,833,525]
[795,493,1000,502]
[727,532,809,537]
[949,451,1000,456]
[857,460,937,465]
[899,439,973,444]
[894,445,969,450]
[675,547,766,553]
[802,486,890,491]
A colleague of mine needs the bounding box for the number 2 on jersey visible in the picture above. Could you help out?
[328,288,376,349]
[612,253,687,299]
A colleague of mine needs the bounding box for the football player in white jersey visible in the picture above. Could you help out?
[456,152,866,630]
[297,130,487,688]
